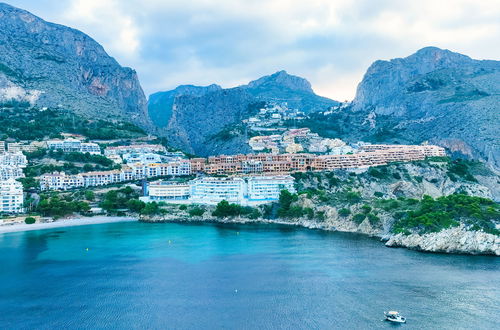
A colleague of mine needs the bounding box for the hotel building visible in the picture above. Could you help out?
[0,179,24,213]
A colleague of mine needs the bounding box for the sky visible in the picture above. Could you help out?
[5,0,500,101]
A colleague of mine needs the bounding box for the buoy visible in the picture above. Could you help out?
[86,248,89,251]
[234,289,238,293]
[168,240,172,244]
[236,232,239,235]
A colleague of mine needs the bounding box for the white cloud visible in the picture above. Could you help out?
[60,0,140,59]
[5,0,500,100]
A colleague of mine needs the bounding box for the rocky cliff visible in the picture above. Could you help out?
[0,3,149,126]
[150,71,339,155]
[350,47,500,171]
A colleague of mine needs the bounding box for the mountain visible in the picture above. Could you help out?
[148,84,222,128]
[350,47,500,170]
[150,71,339,155]
[0,3,149,126]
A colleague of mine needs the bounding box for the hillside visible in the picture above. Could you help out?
[350,47,500,171]
[149,71,339,155]
[0,3,149,127]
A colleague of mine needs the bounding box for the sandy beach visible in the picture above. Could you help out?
[0,217,137,234]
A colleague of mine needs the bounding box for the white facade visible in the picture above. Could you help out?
[0,152,27,180]
[189,177,246,204]
[147,182,190,201]
[104,144,167,156]
[188,175,295,205]
[46,139,101,155]
[247,176,295,202]
[123,152,162,164]
[0,179,24,213]
[39,161,192,191]
[0,152,28,167]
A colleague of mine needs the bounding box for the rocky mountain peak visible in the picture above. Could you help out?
[246,70,314,93]
[0,2,149,127]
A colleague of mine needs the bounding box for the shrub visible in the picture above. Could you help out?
[127,199,145,213]
[367,213,380,226]
[374,191,384,198]
[141,202,160,215]
[189,206,205,217]
[24,217,36,224]
[179,205,188,210]
[352,213,366,224]
[392,172,402,180]
[361,205,372,214]
[338,208,351,217]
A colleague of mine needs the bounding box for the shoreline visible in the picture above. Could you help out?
[139,216,500,256]
[0,216,137,234]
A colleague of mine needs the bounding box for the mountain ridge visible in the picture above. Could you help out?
[0,2,150,127]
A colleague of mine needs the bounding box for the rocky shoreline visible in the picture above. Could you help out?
[139,215,500,256]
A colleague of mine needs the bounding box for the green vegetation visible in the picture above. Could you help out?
[37,195,90,218]
[212,200,260,218]
[99,187,139,213]
[24,217,36,224]
[189,206,206,217]
[338,208,351,217]
[0,107,145,141]
[392,194,499,235]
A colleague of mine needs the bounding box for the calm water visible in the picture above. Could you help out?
[0,221,498,329]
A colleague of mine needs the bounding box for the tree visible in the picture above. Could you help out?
[338,208,351,217]
[84,190,95,201]
[141,202,160,215]
[24,217,36,224]
[127,199,146,213]
[189,206,205,217]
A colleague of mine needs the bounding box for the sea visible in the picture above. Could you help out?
[0,221,498,329]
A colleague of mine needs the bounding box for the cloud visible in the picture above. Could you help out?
[5,0,500,100]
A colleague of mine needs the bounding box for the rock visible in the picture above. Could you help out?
[0,3,149,127]
[351,46,500,171]
[150,70,339,156]
[385,225,500,255]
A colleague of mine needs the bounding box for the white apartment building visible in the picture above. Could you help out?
[0,152,27,180]
[188,175,295,205]
[0,179,24,213]
[123,152,162,164]
[46,139,101,155]
[189,177,246,204]
[39,161,193,191]
[246,176,295,202]
[104,144,167,156]
[0,152,28,167]
[0,166,25,180]
[146,182,190,201]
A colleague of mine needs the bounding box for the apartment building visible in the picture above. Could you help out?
[188,175,295,205]
[189,177,246,204]
[0,179,24,213]
[46,138,101,155]
[0,152,27,180]
[146,182,190,201]
[104,144,166,156]
[39,161,192,191]
[246,176,295,202]
[0,152,27,167]
[123,152,162,164]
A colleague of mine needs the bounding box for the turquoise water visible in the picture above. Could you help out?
[0,221,498,329]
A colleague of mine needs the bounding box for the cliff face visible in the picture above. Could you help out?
[166,88,255,155]
[150,71,339,155]
[351,47,500,171]
[0,3,149,126]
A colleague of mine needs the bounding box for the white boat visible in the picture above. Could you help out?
[384,311,406,323]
